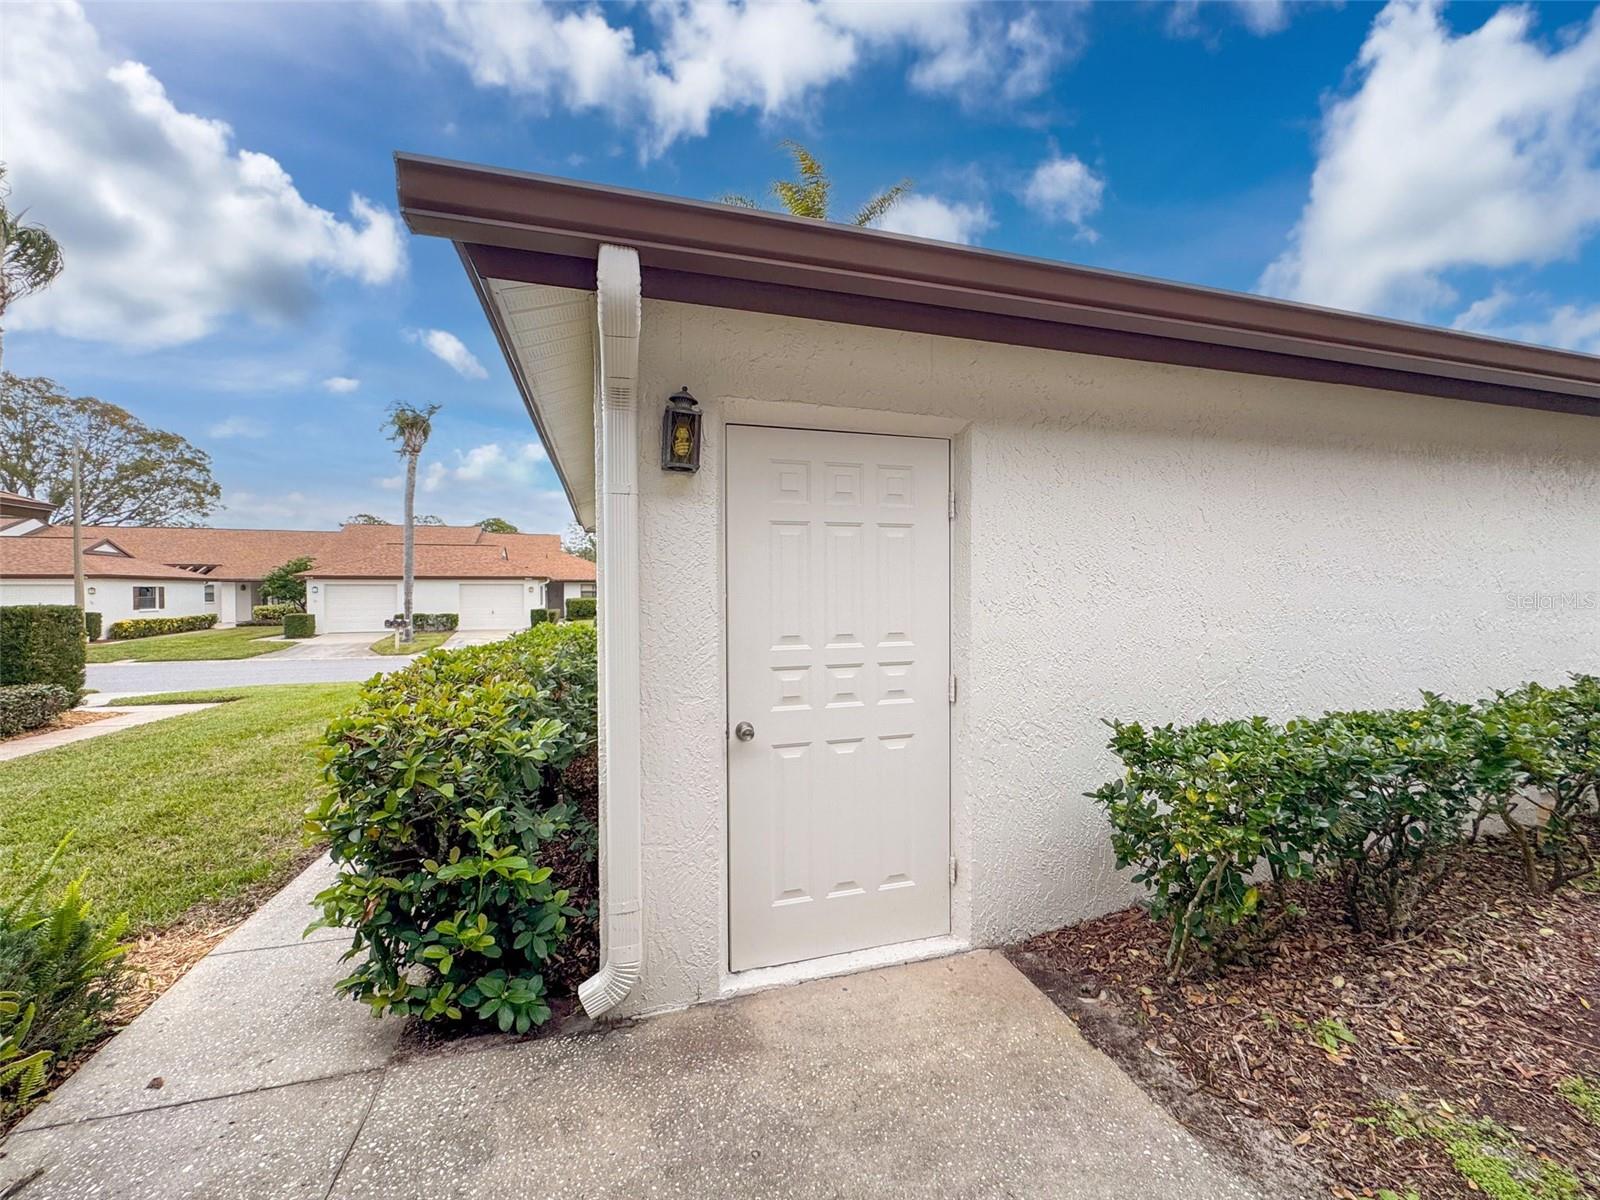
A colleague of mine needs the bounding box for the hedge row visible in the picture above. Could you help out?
[565,597,595,621]
[396,612,458,633]
[83,612,102,642]
[0,606,85,696]
[106,614,217,640]
[252,602,302,622]
[283,613,315,638]
[0,684,73,738]
[307,622,598,1032]
[1093,674,1600,977]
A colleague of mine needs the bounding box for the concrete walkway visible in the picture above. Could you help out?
[0,862,1258,1200]
[0,705,217,763]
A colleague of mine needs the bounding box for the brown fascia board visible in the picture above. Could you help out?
[397,152,1600,417]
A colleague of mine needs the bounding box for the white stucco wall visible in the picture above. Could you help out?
[2,577,214,632]
[620,297,1600,1017]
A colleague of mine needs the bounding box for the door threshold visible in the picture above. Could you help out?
[720,934,968,1001]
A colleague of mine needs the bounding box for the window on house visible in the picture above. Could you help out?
[204,584,216,603]
[580,584,596,598]
[132,586,165,611]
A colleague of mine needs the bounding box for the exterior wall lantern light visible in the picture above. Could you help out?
[661,385,701,473]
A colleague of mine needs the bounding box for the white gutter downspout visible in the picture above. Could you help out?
[578,244,644,1019]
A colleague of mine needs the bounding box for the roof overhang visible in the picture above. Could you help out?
[0,493,54,521]
[399,152,1600,516]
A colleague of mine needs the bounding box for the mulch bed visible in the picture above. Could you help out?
[1009,834,1600,1199]
[0,709,115,745]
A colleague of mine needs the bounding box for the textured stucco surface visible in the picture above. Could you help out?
[625,297,1600,1017]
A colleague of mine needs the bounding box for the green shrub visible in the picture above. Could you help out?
[0,839,128,1119]
[1093,677,1599,973]
[565,597,595,621]
[529,609,551,626]
[282,613,315,639]
[1092,716,1337,975]
[1298,698,1480,934]
[252,602,302,622]
[1475,676,1600,894]
[106,613,218,640]
[82,611,102,642]
[0,605,85,695]
[307,623,597,1031]
[0,685,73,738]
[394,612,458,633]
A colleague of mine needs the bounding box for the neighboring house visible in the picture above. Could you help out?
[0,535,214,626]
[396,154,1600,1022]
[0,515,596,631]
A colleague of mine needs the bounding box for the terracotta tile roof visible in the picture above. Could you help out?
[0,537,205,580]
[305,532,597,580]
[15,523,596,582]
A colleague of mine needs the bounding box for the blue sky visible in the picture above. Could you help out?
[6,0,1600,532]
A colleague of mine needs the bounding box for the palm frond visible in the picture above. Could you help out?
[853,179,913,227]
[773,140,830,220]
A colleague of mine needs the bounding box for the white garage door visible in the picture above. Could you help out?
[323,584,396,633]
[459,582,525,630]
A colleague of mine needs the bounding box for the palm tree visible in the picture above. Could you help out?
[0,165,64,372]
[722,140,911,226]
[383,402,441,645]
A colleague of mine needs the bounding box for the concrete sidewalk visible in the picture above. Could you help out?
[0,861,1258,1200]
[0,705,217,763]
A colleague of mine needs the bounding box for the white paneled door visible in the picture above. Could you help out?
[726,425,951,972]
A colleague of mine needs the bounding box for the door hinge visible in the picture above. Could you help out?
[947,491,956,521]
[950,857,959,886]
[947,674,958,704]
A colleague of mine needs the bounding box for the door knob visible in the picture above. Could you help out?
[734,721,755,742]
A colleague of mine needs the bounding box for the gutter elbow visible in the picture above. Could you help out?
[578,952,640,1018]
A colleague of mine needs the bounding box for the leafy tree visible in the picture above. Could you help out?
[261,556,313,606]
[0,166,65,371]
[345,513,390,525]
[562,523,596,562]
[383,402,441,644]
[722,140,911,226]
[415,514,445,526]
[478,517,518,533]
[0,373,220,525]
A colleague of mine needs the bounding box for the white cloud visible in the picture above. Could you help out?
[322,376,361,394]
[412,1,1083,155]
[408,328,488,379]
[422,442,549,493]
[1166,1,1294,38]
[1021,153,1106,238]
[1,2,406,348]
[874,195,992,245]
[1453,288,1600,355]
[207,415,268,439]
[1261,0,1600,318]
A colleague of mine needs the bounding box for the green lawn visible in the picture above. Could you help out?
[368,631,451,656]
[0,684,357,930]
[87,625,288,663]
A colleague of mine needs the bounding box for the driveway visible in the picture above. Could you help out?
[1,860,1260,1200]
[269,631,391,660]
[86,656,410,698]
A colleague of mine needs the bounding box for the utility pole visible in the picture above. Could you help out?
[72,435,85,614]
